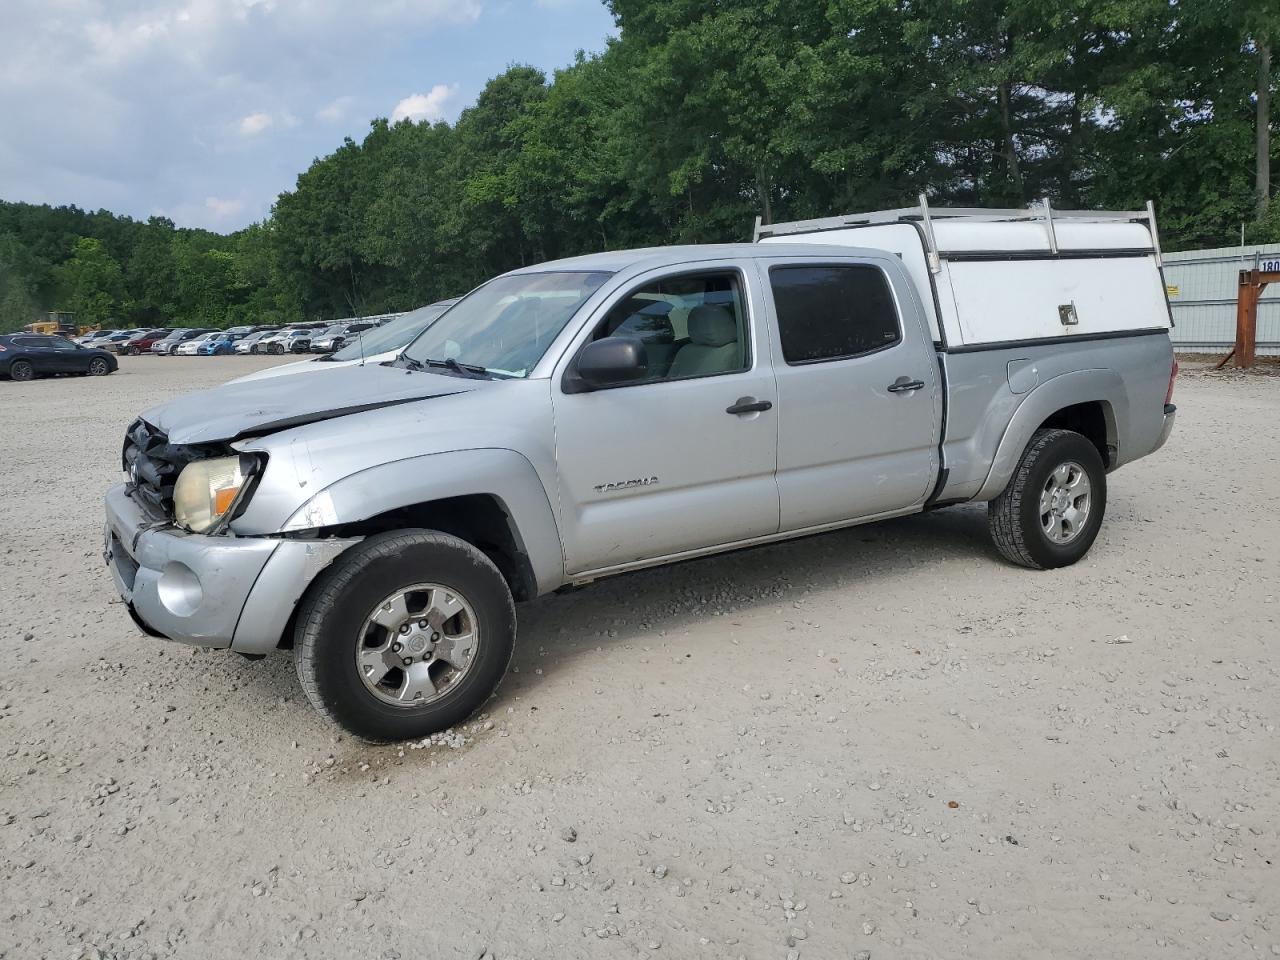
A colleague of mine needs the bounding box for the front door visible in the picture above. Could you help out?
[761,257,942,531]
[552,264,779,574]
[47,337,86,372]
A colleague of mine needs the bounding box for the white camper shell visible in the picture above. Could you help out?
[755,197,1173,348]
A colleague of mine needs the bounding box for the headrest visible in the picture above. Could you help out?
[687,305,737,347]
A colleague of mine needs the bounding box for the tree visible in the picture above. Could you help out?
[0,233,42,332]
[57,237,126,327]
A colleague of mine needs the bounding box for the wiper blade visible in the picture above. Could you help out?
[416,356,495,379]
[395,353,425,372]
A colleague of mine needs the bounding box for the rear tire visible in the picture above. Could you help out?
[294,530,516,742]
[988,428,1106,570]
[9,360,35,382]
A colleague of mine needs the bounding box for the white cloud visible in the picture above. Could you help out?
[204,195,245,220]
[0,0,612,230]
[316,95,355,123]
[238,111,273,136]
[391,84,457,124]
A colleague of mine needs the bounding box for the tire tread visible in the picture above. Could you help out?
[293,529,515,741]
[988,428,1079,570]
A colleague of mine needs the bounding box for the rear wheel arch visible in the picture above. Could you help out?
[977,370,1125,501]
[1037,399,1116,467]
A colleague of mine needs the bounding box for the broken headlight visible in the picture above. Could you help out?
[173,454,259,533]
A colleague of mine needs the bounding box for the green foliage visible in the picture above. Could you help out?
[58,238,127,328]
[1,0,1276,334]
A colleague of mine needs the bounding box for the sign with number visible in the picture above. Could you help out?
[1262,259,1280,273]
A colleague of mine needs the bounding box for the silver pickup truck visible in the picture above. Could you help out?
[104,202,1177,741]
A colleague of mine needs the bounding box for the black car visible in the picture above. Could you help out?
[0,334,118,381]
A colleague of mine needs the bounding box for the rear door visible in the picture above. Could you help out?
[551,262,780,574]
[14,336,60,373]
[760,256,942,531]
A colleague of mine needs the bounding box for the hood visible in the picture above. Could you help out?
[140,362,477,444]
[229,350,399,384]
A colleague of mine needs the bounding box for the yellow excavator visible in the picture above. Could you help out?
[22,312,79,336]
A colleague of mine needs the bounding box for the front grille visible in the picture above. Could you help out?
[122,419,184,519]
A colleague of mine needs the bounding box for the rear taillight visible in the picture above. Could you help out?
[1165,357,1178,406]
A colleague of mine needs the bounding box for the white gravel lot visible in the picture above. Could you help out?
[1,355,1277,960]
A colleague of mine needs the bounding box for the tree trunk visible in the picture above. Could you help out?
[1062,89,1082,207]
[998,82,1026,202]
[1258,39,1272,219]
[756,168,773,226]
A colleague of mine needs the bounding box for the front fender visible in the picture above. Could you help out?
[974,369,1125,501]
[278,448,566,595]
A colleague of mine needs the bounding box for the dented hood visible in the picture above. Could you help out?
[140,362,476,444]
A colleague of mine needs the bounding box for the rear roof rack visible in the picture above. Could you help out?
[754,195,1162,272]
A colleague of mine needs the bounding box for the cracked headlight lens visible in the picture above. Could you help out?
[173,455,255,533]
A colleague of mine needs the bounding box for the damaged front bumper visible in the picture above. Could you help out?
[103,484,358,655]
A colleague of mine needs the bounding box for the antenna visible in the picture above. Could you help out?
[358,320,366,366]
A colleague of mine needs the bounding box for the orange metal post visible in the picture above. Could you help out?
[1230,270,1279,370]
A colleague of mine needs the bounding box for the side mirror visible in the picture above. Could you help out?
[572,336,648,391]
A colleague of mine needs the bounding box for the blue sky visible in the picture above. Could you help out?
[0,0,617,232]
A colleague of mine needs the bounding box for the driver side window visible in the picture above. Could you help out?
[587,271,749,384]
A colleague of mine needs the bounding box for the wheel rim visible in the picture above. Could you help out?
[355,583,479,707]
[1040,460,1092,544]
[12,362,33,381]
[89,359,108,375]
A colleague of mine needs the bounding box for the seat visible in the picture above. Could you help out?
[667,304,740,378]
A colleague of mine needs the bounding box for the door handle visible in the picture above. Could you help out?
[887,378,925,394]
[726,397,773,415]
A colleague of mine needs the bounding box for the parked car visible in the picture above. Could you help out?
[255,327,317,355]
[2,334,118,381]
[116,328,173,355]
[82,330,139,350]
[233,300,456,383]
[76,329,120,345]
[174,332,217,356]
[309,321,378,354]
[198,333,244,356]
[266,328,319,354]
[152,329,211,355]
[105,202,1177,742]
[233,330,280,354]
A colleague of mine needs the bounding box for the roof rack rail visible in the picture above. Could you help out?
[754,196,1162,273]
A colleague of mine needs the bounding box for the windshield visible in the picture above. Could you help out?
[330,302,453,361]
[402,272,608,377]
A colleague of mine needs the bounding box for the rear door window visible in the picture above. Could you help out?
[769,264,900,364]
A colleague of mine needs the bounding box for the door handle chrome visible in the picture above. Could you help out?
[726,397,773,415]
[887,378,925,394]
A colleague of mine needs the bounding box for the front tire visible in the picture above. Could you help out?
[9,360,35,382]
[294,530,516,742]
[88,357,111,376]
[988,428,1106,570]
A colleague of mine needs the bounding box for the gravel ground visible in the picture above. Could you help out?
[1,355,1277,960]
